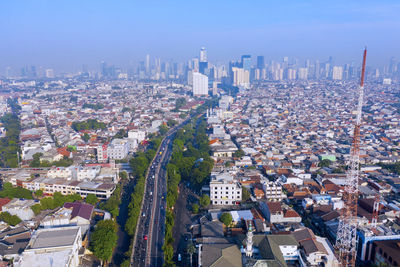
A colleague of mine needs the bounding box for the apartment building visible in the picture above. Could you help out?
[210,172,242,205]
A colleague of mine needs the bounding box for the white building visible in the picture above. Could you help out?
[192,72,208,96]
[128,129,146,142]
[210,172,242,205]
[97,144,108,162]
[16,227,82,267]
[2,199,36,221]
[332,66,343,80]
[231,67,250,88]
[298,68,308,80]
[107,138,129,160]
[262,181,286,201]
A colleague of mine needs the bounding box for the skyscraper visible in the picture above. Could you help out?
[192,72,208,96]
[241,55,251,71]
[200,47,207,62]
[145,54,150,75]
[332,66,343,80]
[231,67,250,88]
[199,47,208,74]
[256,56,265,69]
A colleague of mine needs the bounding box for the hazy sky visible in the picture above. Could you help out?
[1,0,399,72]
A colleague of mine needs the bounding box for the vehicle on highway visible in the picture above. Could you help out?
[178,254,182,262]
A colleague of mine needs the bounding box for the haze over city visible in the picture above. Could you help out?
[0,1,399,267]
[1,0,400,72]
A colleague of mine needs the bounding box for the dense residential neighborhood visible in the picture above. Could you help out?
[0,47,399,267]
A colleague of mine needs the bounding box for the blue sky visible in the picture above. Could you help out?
[1,0,399,71]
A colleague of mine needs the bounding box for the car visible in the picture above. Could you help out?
[178,254,182,261]
[144,235,148,240]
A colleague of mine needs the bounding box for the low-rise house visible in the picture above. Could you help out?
[2,199,36,221]
[16,226,82,267]
[0,226,31,260]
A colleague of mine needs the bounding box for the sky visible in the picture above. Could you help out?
[0,0,399,72]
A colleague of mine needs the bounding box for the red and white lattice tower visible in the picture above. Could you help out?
[335,48,367,267]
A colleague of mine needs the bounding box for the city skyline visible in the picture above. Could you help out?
[1,0,400,71]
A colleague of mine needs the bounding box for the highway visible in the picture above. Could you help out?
[131,115,194,267]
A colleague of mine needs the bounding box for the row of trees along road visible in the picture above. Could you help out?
[163,117,214,266]
[0,98,21,168]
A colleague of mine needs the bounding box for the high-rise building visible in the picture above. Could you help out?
[192,72,208,96]
[256,56,265,69]
[241,55,252,71]
[298,68,308,80]
[45,69,54,78]
[332,66,343,80]
[145,54,150,74]
[200,47,207,62]
[232,67,250,88]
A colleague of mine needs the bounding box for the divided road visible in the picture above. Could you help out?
[131,115,194,267]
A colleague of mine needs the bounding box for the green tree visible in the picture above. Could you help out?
[0,211,22,226]
[186,241,196,267]
[85,194,98,206]
[199,194,210,207]
[31,204,43,215]
[220,212,232,227]
[119,171,128,180]
[35,189,43,198]
[242,187,251,202]
[318,159,332,168]
[192,203,199,214]
[233,149,245,158]
[91,220,118,264]
[159,124,169,136]
[82,133,90,143]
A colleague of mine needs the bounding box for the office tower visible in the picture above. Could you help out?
[287,69,296,80]
[192,72,208,96]
[45,69,54,78]
[273,68,283,81]
[283,57,289,63]
[5,67,11,78]
[101,61,107,77]
[192,58,199,71]
[145,54,150,74]
[30,66,37,78]
[332,66,343,80]
[298,68,308,80]
[256,56,265,69]
[200,47,207,62]
[231,67,250,88]
[389,57,397,75]
[315,60,320,79]
[241,55,251,71]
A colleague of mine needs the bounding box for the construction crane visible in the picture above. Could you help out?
[335,48,367,267]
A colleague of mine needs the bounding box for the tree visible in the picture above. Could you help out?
[35,189,43,198]
[186,241,196,267]
[233,149,245,158]
[119,171,128,181]
[91,220,118,264]
[85,194,98,206]
[199,194,210,207]
[220,212,232,227]
[82,133,90,143]
[242,187,251,202]
[159,124,169,136]
[318,159,331,168]
[0,211,22,226]
[192,204,199,214]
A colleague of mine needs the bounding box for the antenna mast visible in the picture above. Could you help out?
[335,48,367,267]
